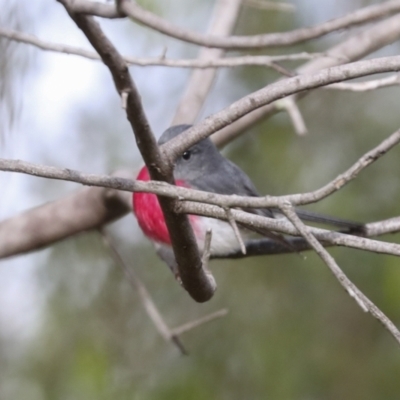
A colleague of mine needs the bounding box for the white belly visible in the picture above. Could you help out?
[194,216,250,256]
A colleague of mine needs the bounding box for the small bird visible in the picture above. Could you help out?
[133,125,363,273]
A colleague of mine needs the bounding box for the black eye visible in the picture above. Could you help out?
[182,151,191,160]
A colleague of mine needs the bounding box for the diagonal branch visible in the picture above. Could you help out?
[0,170,132,259]
[162,58,400,160]
[212,13,400,146]
[56,0,215,302]
[101,230,228,352]
[277,129,400,206]
[100,229,188,355]
[171,309,228,336]
[279,202,400,346]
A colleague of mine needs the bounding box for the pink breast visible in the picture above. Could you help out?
[133,166,198,244]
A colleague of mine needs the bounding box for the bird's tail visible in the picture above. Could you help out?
[293,208,365,234]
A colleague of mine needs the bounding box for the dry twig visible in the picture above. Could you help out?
[101,230,228,352]
[171,309,229,336]
[2,126,399,219]
[100,229,188,355]
[1,125,399,261]
[327,73,400,91]
[243,0,295,12]
[115,0,400,49]
[212,13,400,146]
[0,28,326,69]
[279,202,400,346]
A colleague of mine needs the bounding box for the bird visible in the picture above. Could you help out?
[133,124,364,274]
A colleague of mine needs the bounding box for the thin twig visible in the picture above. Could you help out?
[201,229,213,272]
[211,209,400,258]
[225,208,246,254]
[100,229,188,354]
[0,124,399,249]
[279,202,400,346]
[101,230,227,351]
[276,97,308,135]
[168,128,400,209]
[171,309,229,336]
[0,28,328,68]
[1,127,399,219]
[178,201,400,258]
[365,216,400,236]
[327,73,400,92]
[280,204,368,311]
[243,0,295,12]
[1,154,400,258]
[211,13,400,147]
[268,61,296,77]
[115,0,400,49]
[1,160,400,259]
[162,57,400,161]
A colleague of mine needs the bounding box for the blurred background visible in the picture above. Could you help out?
[1,0,400,398]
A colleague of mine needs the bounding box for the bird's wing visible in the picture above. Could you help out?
[188,159,275,219]
[222,161,365,233]
[186,159,364,233]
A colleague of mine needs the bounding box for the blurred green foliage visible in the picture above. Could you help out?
[1,0,400,399]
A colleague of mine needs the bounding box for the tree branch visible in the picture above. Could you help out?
[101,230,228,352]
[0,28,326,69]
[171,0,242,125]
[163,57,400,159]
[1,123,399,260]
[171,309,229,336]
[2,120,400,259]
[0,170,131,259]
[243,0,295,12]
[212,13,400,146]
[177,201,400,258]
[100,229,188,355]
[1,162,399,259]
[69,0,123,18]
[1,3,396,288]
[57,0,216,302]
[115,0,400,49]
[327,73,400,91]
[1,125,398,214]
[279,202,400,346]
[219,214,400,257]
